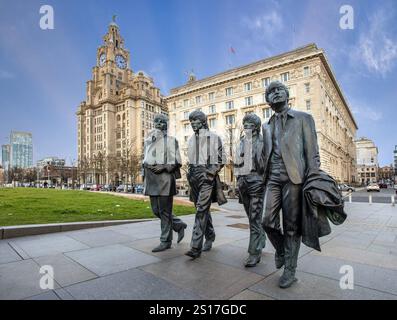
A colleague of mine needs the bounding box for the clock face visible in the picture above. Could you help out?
[99,53,106,66]
[116,55,126,69]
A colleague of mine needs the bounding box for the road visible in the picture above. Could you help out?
[346,188,396,204]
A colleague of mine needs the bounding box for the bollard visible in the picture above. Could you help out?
[392,195,395,207]
[349,194,352,203]
[369,194,372,205]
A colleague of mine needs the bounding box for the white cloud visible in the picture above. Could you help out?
[242,10,284,37]
[355,9,397,76]
[351,104,383,122]
[0,69,15,79]
[147,59,169,94]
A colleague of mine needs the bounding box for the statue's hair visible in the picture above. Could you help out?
[242,113,261,133]
[153,113,169,129]
[265,81,290,103]
[189,110,208,129]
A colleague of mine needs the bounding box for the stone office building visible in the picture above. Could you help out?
[166,44,358,186]
[356,137,379,185]
[76,19,167,185]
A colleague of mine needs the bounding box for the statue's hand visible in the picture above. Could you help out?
[150,165,165,174]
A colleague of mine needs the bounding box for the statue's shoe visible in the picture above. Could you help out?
[152,243,171,252]
[185,249,201,259]
[244,255,261,267]
[275,253,285,269]
[177,223,187,243]
[279,269,297,288]
[202,240,213,252]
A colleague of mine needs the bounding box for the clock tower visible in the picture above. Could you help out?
[76,18,168,186]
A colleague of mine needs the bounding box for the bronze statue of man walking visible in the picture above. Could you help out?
[143,114,187,252]
[234,114,266,267]
[261,81,321,288]
[185,110,227,259]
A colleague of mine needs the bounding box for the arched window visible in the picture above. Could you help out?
[117,115,121,121]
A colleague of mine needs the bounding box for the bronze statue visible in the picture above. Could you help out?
[185,110,227,259]
[234,114,267,267]
[143,114,187,252]
[261,81,322,288]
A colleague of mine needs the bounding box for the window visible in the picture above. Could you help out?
[225,115,235,125]
[244,82,252,91]
[209,118,217,128]
[263,93,267,103]
[262,77,271,88]
[245,96,253,106]
[209,105,216,114]
[280,72,289,82]
[225,101,234,110]
[225,87,233,96]
[263,108,273,119]
[184,123,190,133]
[208,92,215,101]
[304,66,310,77]
[304,83,310,93]
[183,99,189,108]
[184,111,189,120]
[306,99,311,111]
[195,95,202,104]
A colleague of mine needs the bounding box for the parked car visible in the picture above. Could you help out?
[134,184,144,194]
[366,183,380,192]
[102,184,116,192]
[80,184,93,190]
[116,185,132,193]
[89,184,102,191]
[338,184,355,192]
[378,183,388,189]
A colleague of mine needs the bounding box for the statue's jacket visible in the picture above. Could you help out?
[234,134,265,204]
[260,108,321,184]
[143,132,181,196]
[187,129,227,205]
[302,169,347,251]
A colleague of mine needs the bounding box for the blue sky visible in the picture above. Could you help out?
[0,0,396,166]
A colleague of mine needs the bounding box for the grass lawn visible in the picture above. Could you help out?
[0,188,196,226]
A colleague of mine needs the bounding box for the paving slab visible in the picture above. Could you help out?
[229,289,274,300]
[67,229,137,247]
[34,254,97,287]
[65,244,161,276]
[0,259,59,300]
[125,237,191,260]
[317,244,397,270]
[298,253,397,296]
[9,234,89,258]
[0,242,22,264]
[249,270,397,300]
[202,243,278,277]
[64,268,202,300]
[25,290,60,300]
[141,255,263,300]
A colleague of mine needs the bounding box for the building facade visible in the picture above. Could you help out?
[166,44,358,186]
[1,144,10,170]
[356,137,379,185]
[76,19,167,185]
[378,166,394,183]
[0,166,4,186]
[2,132,33,169]
[394,145,397,183]
[37,157,66,169]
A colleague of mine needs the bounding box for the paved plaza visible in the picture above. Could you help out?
[0,200,396,300]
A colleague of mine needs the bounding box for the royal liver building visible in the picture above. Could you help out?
[76,19,167,185]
